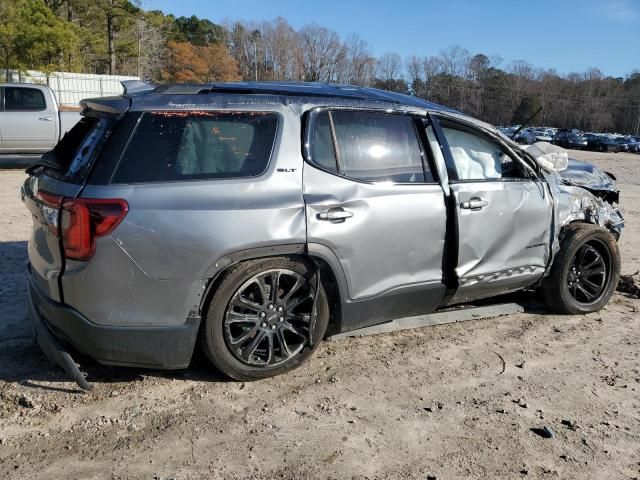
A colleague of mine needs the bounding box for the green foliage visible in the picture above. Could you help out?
[170,15,225,45]
[0,0,78,73]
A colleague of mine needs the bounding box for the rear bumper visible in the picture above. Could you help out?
[29,276,200,371]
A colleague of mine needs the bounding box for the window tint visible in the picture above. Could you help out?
[442,126,521,181]
[112,111,278,184]
[311,110,428,183]
[5,87,46,111]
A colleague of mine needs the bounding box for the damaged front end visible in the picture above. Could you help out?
[524,142,624,241]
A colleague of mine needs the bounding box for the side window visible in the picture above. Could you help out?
[441,126,521,181]
[425,124,446,172]
[311,111,338,172]
[5,87,47,111]
[112,111,278,184]
[310,110,432,183]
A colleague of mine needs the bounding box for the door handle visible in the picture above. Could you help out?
[460,197,490,210]
[38,117,54,121]
[317,208,353,222]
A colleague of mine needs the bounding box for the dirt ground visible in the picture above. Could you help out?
[1,150,639,480]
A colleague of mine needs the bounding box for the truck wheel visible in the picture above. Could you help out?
[541,224,620,314]
[200,257,329,381]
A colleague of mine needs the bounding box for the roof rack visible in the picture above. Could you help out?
[152,82,400,102]
[145,81,455,112]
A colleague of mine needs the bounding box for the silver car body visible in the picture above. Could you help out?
[23,82,624,371]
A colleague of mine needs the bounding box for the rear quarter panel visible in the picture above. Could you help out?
[62,107,305,328]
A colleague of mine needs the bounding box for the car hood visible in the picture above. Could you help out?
[523,142,618,197]
[557,158,617,193]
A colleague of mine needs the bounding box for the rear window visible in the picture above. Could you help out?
[4,87,46,111]
[44,116,111,183]
[112,111,279,184]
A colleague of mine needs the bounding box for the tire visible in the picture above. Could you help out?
[200,256,329,381]
[541,224,620,314]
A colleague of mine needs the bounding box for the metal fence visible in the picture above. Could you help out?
[0,70,139,106]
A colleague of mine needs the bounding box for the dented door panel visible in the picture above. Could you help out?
[450,180,553,303]
[304,164,447,301]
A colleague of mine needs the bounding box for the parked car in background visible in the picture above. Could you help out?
[613,136,637,153]
[588,135,622,152]
[0,83,80,154]
[552,131,588,149]
[498,126,517,138]
[23,81,624,388]
[532,129,553,142]
[513,129,536,144]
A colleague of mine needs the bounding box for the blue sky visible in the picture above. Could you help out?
[147,0,639,77]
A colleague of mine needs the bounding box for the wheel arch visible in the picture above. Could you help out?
[197,243,347,336]
[561,218,620,241]
[541,221,621,314]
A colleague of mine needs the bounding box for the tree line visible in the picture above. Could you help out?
[1,0,638,134]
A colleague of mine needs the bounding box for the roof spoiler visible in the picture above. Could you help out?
[79,80,154,117]
[121,79,155,95]
[80,96,130,116]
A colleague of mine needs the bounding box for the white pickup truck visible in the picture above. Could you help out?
[0,83,81,154]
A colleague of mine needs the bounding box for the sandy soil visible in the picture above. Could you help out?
[1,151,639,480]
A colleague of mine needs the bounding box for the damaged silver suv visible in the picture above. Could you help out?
[23,81,623,388]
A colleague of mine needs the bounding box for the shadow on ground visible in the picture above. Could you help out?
[0,239,227,393]
[0,334,228,395]
[1,235,596,393]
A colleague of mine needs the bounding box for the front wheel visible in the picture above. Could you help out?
[200,257,329,381]
[540,224,620,314]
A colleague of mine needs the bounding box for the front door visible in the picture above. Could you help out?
[433,117,553,303]
[303,109,448,330]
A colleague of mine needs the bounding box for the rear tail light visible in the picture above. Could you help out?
[35,191,63,236]
[60,198,128,261]
[34,191,127,260]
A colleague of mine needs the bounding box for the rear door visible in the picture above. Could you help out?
[432,116,553,303]
[0,86,57,153]
[303,109,448,331]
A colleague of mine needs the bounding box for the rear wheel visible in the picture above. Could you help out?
[200,257,329,381]
[541,224,620,314]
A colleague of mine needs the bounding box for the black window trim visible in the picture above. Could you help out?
[432,115,538,185]
[108,109,283,185]
[303,106,440,187]
[3,86,47,113]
